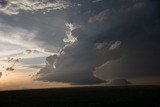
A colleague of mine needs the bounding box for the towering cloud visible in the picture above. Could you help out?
[36,0,160,85]
[36,23,107,84]
[0,0,160,85]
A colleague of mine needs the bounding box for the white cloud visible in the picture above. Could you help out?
[63,23,78,44]
[0,22,79,66]
[0,0,70,15]
[0,23,37,49]
[0,22,57,60]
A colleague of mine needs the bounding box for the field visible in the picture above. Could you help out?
[0,86,160,107]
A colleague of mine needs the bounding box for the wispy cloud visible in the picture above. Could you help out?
[95,41,121,50]
[0,0,70,15]
[0,23,37,49]
[109,41,121,50]
[88,9,109,23]
[0,22,58,61]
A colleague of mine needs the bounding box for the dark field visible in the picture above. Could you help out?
[0,86,160,107]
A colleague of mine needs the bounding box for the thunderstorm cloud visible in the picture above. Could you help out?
[0,0,160,85]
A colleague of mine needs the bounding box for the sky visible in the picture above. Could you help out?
[0,0,160,90]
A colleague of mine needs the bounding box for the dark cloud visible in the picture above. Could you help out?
[88,9,109,23]
[0,0,159,85]
[95,52,160,79]
[6,67,14,71]
[95,41,121,50]
[36,28,122,84]
[108,79,131,86]
[94,0,160,80]
[6,57,21,71]
[0,72,2,78]
[36,0,160,85]
[92,0,103,3]
[0,0,7,7]
[25,49,32,54]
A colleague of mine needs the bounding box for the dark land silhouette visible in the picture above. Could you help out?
[0,86,160,107]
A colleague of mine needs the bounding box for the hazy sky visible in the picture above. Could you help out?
[0,0,160,90]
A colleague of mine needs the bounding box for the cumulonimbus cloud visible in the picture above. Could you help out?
[1,0,159,86]
[35,22,110,84]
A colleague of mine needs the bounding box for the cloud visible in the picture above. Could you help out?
[5,57,21,71]
[0,22,51,62]
[36,24,111,84]
[25,64,44,69]
[92,0,160,82]
[35,0,160,84]
[95,41,121,50]
[94,49,160,79]
[0,23,38,50]
[36,23,122,84]
[0,0,69,15]
[108,79,131,86]
[1,0,160,85]
[45,55,58,68]
[0,22,61,71]
[95,42,110,50]
[92,0,103,3]
[0,20,63,60]
[0,72,2,78]
[41,23,79,69]
[63,23,78,44]
[88,9,109,23]
[25,49,32,54]
[109,41,121,50]
[6,67,14,71]
[127,2,145,11]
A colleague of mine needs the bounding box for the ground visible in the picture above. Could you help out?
[0,86,160,107]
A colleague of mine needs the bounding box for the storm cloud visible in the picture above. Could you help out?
[108,79,131,86]
[0,0,160,85]
[36,0,160,84]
